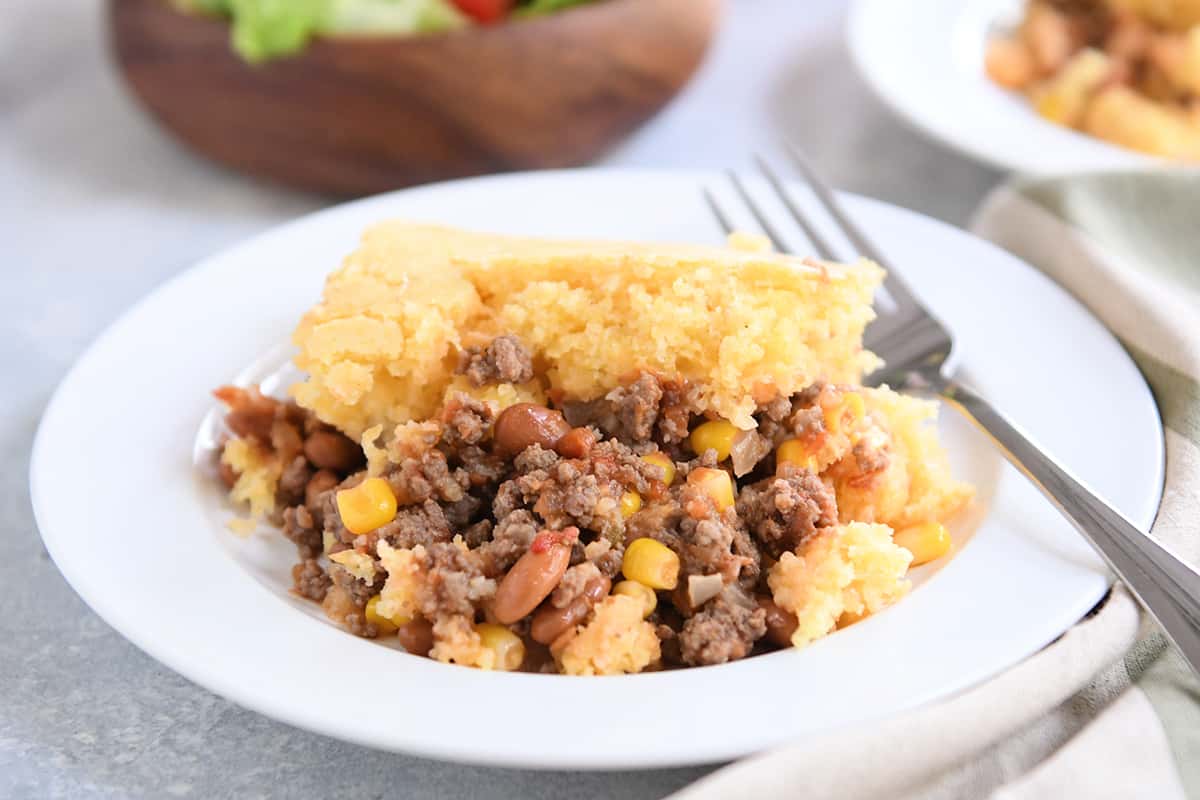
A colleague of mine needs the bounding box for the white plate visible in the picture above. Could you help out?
[30,169,1163,769]
[847,0,1165,174]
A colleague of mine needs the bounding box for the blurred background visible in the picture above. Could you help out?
[1,0,1001,796]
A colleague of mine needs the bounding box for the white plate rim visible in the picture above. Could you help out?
[29,167,1164,769]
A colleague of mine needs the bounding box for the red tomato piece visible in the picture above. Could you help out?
[452,0,514,24]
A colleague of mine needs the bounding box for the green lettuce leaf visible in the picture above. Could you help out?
[515,0,595,17]
[171,0,233,13]
[228,0,328,62]
[321,0,468,35]
[226,0,466,64]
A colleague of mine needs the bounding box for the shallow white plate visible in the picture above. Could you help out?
[31,169,1163,769]
[848,0,1165,174]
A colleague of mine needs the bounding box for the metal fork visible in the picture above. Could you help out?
[707,145,1200,677]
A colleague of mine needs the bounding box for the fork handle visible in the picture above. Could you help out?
[935,377,1200,674]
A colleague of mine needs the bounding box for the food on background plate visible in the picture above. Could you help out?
[174,0,605,63]
[986,0,1200,159]
[211,222,973,675]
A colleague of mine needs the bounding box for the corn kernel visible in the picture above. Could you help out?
[687,467,735,511]
[612,580,657,618]
[475,623,525,671]
[893,522,951,566]
[622,538,680,590]
[620,491,643,518]
[727,230,772,252]
[689,419,738,461]
[1034,92,1068,124]
[824,392,866,436]
[642,452,677,486]
[335,477,397,535]
[776,439,817,472]
[365,594,404,634]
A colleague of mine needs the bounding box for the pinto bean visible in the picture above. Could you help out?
[304,430,363,471]
[520,640,555,673]
[213,385,279,442]
[493,404,570,457]
[491,528,577,624]
[530,576,611,645]
[271,419,305,463]
[396,619,434,657]
[218,460,238,489]
[758,596,799,647]
[305,469,340,515]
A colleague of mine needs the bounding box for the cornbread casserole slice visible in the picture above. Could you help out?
[213,222,972,675]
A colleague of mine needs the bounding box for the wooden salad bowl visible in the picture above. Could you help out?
[109,0,721,195]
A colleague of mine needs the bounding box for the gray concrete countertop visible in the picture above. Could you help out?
[0,1,999,797]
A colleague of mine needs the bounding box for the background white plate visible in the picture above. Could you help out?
[30,169,1162,769]
[847,0,1164,174]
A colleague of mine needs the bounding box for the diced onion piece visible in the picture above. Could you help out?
[687,574,724,609]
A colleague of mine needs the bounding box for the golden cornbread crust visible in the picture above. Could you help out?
[768,522,913,649]
[292,222,883,437]
[558,595,661,676]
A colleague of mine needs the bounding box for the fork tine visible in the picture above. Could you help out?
[782,142,925,313]
[702,188,736,237]
[754,155,838,262]
[726,170,791,254]
[782,143,891,269]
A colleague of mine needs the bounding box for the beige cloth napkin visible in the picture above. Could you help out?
[669,171,1200,800]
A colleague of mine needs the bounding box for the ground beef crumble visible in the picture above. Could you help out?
[528,462,621,539]
[563,371,700,446]
[282,505,322,559]
[219,335,898,672]
[374,499,453,550]
[478,509,538,576]
[656,378,699,444]
[461,519,493,549]
[629,485,756,609]
[323,561,384,637]
[452,444,508,490]
[385,449,468,506]
[788,405,825,442]
[457,334,534,387]
[442,495,484,530]
[676,500,751,586]
[491,439,659,544]
[605,372,663,442]
[417,542,496,620]
[753,384,829,450]
[851,439,891,477]
[678,587,767,666]
[730,519,762,590]
[736,464,839,559]
[440,394,494,448]
[292,558,330,602]
[277,455,312,508]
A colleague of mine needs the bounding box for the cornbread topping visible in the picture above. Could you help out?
[211,222,972,674]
